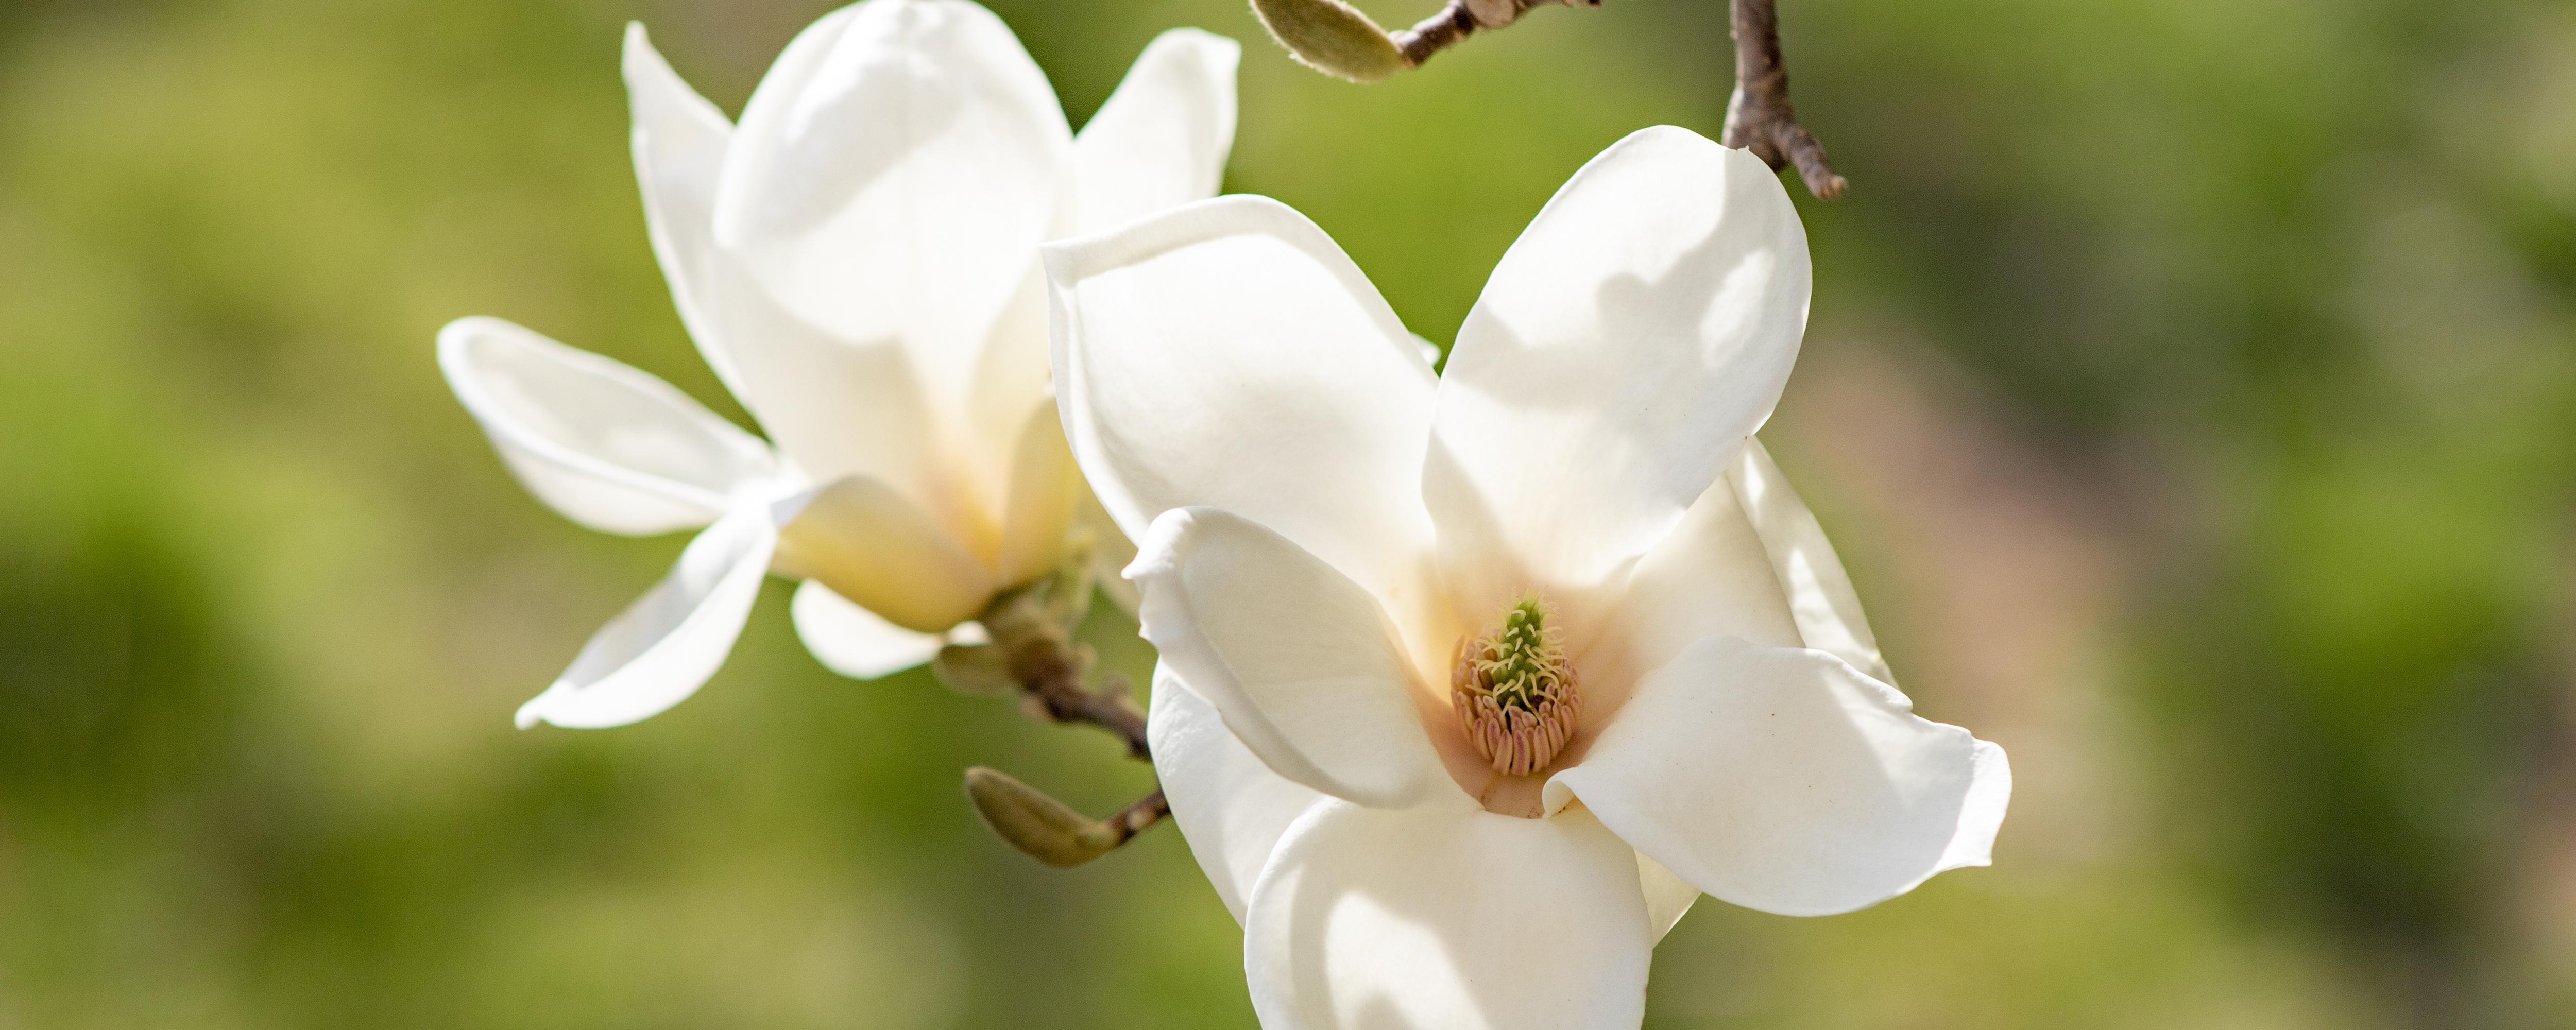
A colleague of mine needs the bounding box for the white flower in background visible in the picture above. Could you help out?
[440,0,1238,729]
[1049,126,2009,1028]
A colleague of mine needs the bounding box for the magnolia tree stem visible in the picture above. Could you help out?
[1390,0,1590,69]
[1390,1,1477,67]
[984,590,1150,759]
[962,585,1168,866]
[1100,788,1173,846]
[1721,0,1847,198]
[1385,0,1848,199]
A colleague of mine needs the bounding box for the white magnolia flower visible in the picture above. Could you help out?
[1048,126,2010,1028]
[440,0,1239,729]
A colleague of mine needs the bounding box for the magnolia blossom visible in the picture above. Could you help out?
[1049,127,2010,1028]
[440,0,1238,728]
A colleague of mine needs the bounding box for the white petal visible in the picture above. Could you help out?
[773,475,997,634]
[622,23,747,400]
[956,260,1054,538]
[1148,664,1325,922]
[994,397,1080,589]
[1637,853,1700,941]
[789,579,945,679]
[1244,800,1651,1030]
[516,507,778,729]
[714,0,1068,415]
[1544,636,2009,917]
[1581,463,1803,723]
[1069,29,1240,234]
[438,317,779,536]
[1946,737,2013,872]
[1410,331,1443,369]
[1081,486,1140,617]
[1426,127,1812,625]
[1046,194,1437,610]
[696,262,943,510]
[1728,436,1893,683]
[1128,507,1464,811]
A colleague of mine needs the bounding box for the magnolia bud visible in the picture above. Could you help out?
[1248,0,1408,83]
[964,767,1119,868]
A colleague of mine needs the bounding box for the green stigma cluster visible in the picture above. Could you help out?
[1477,597,1566,713]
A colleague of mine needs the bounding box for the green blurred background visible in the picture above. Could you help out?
[4,0,2574,1026]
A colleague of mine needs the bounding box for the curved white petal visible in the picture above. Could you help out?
[1046,194,1438,610]
[1244,800,1651,1030]
[1409,331,1443,370]
[1069,29,1240,234]
[1082,486,1140,617]
[1946,737,2013,871]
[773,475,996,634]
[697,263,943,510]
[1129,507,1464,811]
[1582,466,1804,724]
[632,26,940,509]
[1544,636,2009,917]
[1427,127,1811,625]
[714,0,1068,415]
[438,317,779,536]
[622,23,746,399]
[516,508,778,729]
[1728,436,1893,683]
[631,27,950,519]
[1149,664,1326,922]
[789,579,945,679]
[957,261,1054,540]
[1637,853,1700,941]
[994,397,1080,589]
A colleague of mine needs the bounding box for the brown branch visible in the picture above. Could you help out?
[978,586,1149,761]
[955,582,1167,867]
[1391,2,1474,67]
[1722,0,1847,199]
[1390,0,1596,71]
[1363,1,1848,198]
[1098,788,1172,849]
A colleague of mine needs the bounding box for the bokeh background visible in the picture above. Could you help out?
[4,0,2574,1026]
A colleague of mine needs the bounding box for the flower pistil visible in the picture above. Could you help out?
[1453,595,1582,776]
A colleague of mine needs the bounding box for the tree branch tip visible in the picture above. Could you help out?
[1725,0,1847,201]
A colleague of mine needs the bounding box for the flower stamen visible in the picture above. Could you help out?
[1453,595,1582,776]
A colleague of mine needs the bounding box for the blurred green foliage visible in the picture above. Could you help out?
[2,0,2572,1027]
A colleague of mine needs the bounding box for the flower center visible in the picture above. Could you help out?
[1452,596,1583,776]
